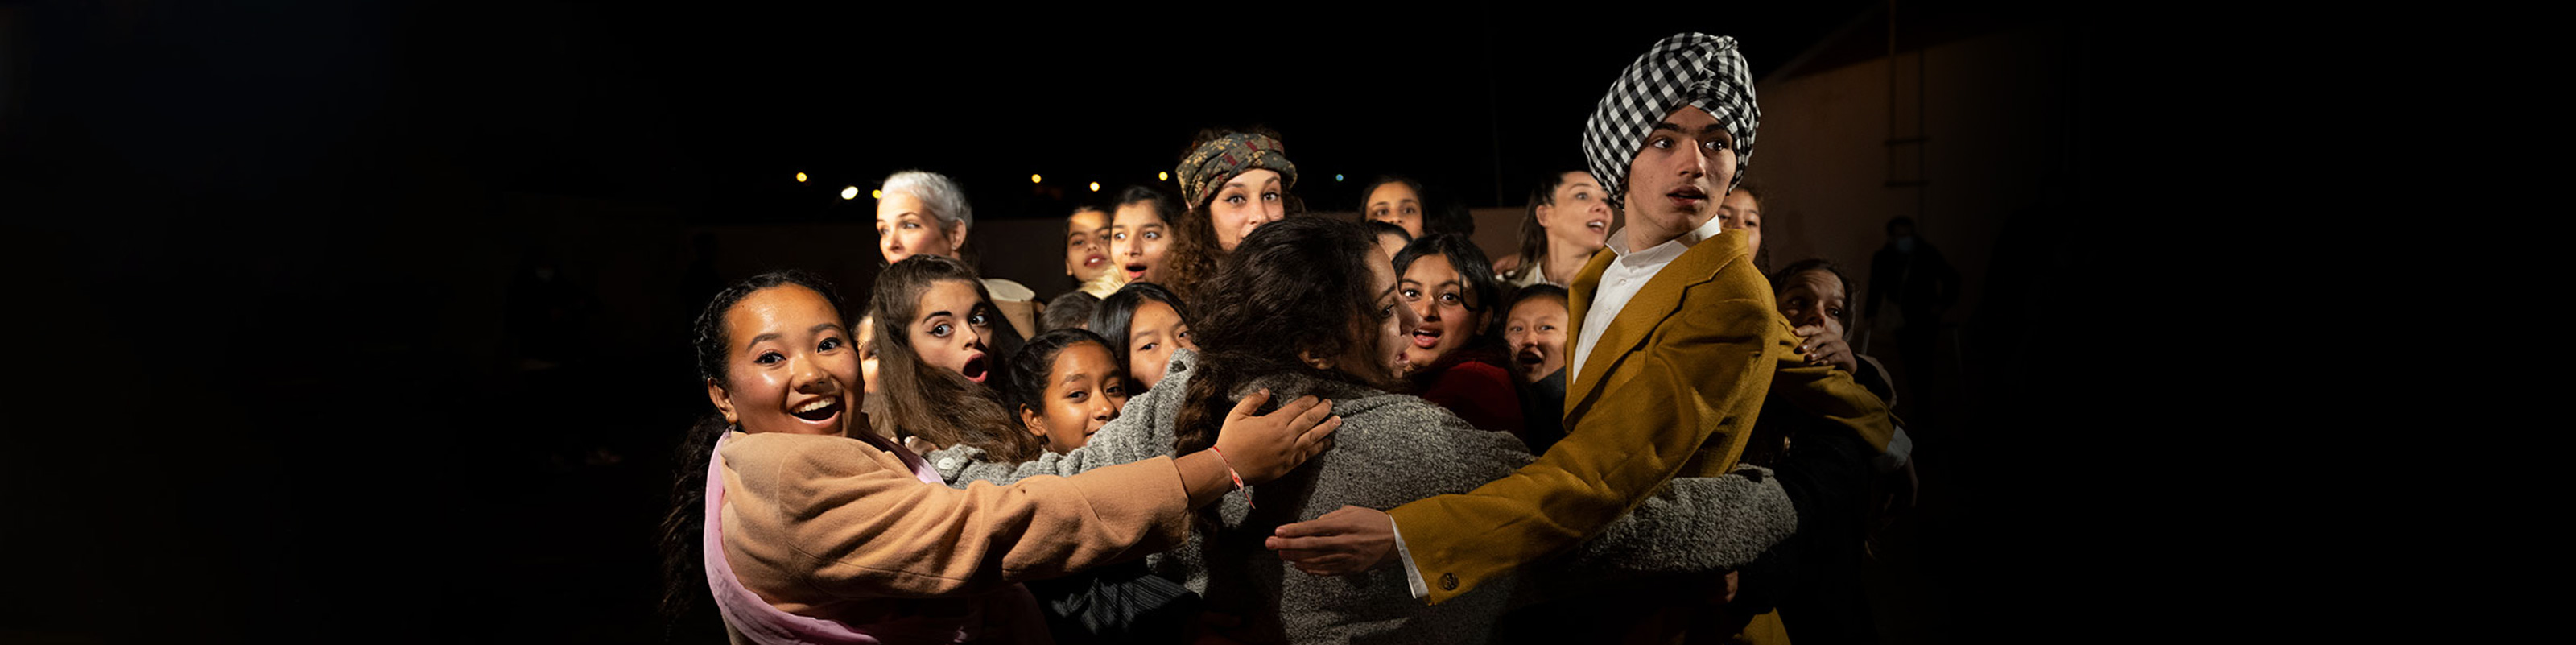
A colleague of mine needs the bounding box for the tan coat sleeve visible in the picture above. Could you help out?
[719,432,1191,610]
[1385,288,1782,605]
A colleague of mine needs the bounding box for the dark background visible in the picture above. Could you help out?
[2,2,2112,642]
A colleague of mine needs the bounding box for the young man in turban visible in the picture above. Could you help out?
[1269,32,1896,642]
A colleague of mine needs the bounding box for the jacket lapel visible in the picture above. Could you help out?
[1563,231,1752,416]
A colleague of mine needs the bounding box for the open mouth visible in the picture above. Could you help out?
[1585,218,1608,234]
[1668,187,1707,208]
[1083,254,1108,268]
[960,354,990,383]
[1125,263,1149,280]
[1410,326,1443,349]
[1516,348,1546,366]
[791,395,843,423]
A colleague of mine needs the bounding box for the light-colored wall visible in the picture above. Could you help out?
[1746,25,2077,329]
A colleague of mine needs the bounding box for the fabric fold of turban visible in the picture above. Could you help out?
[1581,32,1761,207]
[1176,134,1298,208]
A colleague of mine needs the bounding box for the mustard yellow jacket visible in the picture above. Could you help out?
[1384,229,1894,606]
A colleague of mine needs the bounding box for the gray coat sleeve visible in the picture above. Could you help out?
[934,350,1196,488]
[1406,394,1797,576]
[1561,465,1797,574]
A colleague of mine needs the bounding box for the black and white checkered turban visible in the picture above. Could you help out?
[1582,33,1761,207]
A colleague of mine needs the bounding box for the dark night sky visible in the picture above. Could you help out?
[2,2,2112,642]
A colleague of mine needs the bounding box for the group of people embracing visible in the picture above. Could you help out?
[663,32,1909,645]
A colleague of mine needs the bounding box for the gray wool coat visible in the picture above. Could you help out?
[926,349,1794,645]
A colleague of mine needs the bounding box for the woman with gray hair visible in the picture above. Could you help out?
[876,169,1044,338]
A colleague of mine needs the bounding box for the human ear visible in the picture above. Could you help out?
[1534,202,1556,229]
[1021,406,1047,437]
[1298,349,1334,370]
[706,378,739,426]
[947,221,971,251]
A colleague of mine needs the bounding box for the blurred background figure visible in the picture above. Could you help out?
[1719,182,1766,273]
[1063,205,1121,299]
[1494,169,1614,288]
[1864,216,1958,413]
[878,170,1044,338]
[1359,175,1427,238]
[1501,283,1571,454]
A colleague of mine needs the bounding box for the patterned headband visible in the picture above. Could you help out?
[1581,33,1761,207]
[1175,133,1298,208]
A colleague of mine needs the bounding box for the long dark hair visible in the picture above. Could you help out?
[1089,281,1190,394]
[1171,217,1385,458]
[1162,126,1305,305]
[869,254,1042,462]
[659,270,851,634]
[1503,170,1583,283]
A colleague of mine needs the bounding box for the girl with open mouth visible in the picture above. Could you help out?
[1391,233,1525,438]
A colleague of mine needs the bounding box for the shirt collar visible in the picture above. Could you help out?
[1608,213,1730,269]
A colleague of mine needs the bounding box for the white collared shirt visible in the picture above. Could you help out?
[1568,214,1732,387]
[1390,213,1732,601]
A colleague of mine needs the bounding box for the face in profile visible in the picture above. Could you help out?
[857,314,881,395]
[1122,298,1195,390]
[708,284,860,436]
[877,191,961,265]
[910,279,998,384]
[1347,256,1415,387]
[1209,169,1286,251]
[1623,105,1737,246]
[1112,201,1171,283]
[1717,190,1762,256]
[1541,172,1612,252]
[1775,269,1848,337]
[1396,252,1485,374]
[1502,296,1569,384]
[1365,182,1424,238]
[1021,341,1129,453]
[1065,208,1113,283]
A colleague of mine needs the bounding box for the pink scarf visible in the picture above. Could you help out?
[702,432,1051,644]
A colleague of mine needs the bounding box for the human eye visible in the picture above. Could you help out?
[1264,191,1281,202]
[1439,291,1461,305]
[1139,341,1158,353]
[1066,389,1087,403]
[902,221,920,229]
[1401,287,1422,301]
[819,337,844,352]
[930,323,952,337]
[1143,229,1162,241]
[1827,306,1846,319]
[969,311,989,327]
[1113,231,1128,242]
[1104,382,1126,397]
[1649,136,1673,150]
[754,350,784,365]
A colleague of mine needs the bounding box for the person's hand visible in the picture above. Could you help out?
[1212,391,1340,485]
[1265,506,1396,576]
[1792,325,1859,374]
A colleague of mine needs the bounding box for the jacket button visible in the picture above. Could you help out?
[1439,573,1458,591]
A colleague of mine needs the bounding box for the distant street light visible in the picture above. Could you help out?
[840,185,859,200]
[796,172,809,184]
[1088,182,1100,192]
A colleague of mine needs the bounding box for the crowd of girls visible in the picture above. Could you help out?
[662,76,1909,640]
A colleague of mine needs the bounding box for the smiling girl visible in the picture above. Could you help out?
[1006,329,1131,454]
[662,270,1340,643]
